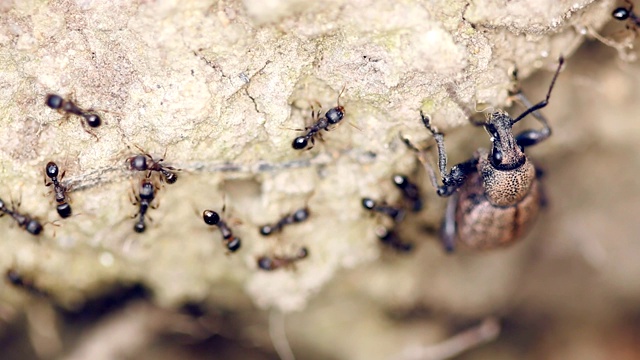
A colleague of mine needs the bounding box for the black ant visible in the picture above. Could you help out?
[6,268,47,297]
[45,94,101,138]
[127,147,179,184]
[613,0,640,28]
[257,247,309,271]
[291,87,346,150]
[375,227,413,253]
[361,198,405,223]
[259,207,310,236]
[392,174,423,212]
[0,197,43,236]
[44,161,72,218]
[131,179,157,233]
[202,209,241,252]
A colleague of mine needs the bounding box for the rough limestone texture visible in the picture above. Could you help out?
[0,0,613,325]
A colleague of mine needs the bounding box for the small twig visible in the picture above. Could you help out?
[62,148,378,192]
[395,317,501,360]
[26,302,63,359]
[269,310,295,360]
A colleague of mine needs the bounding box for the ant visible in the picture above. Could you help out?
[259,207,310,236]
[6,268,47,297]
[0,197,43,236]
[613,0,640,28]
[127,147,179,184]
[45,94,101,139]
[44,161,72,218]
[257,247,309,271]
[291,87,346,150]
[131,179,157,233]
[202,209,241,252]
[375,227,413,253]
[392,174,423,212]
[361,198,405,223]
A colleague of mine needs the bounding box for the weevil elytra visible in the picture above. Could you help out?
[416,57,564,252]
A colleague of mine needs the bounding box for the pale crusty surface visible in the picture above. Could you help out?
[0,1,620,358]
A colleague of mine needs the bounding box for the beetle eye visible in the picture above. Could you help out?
[485,124,498,138]
[491,145,503,166]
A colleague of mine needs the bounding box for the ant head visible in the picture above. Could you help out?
[362,198,376,210]
[45,94,63,110]
[613,0,633,21]
[226,237,241,252]
[26,219,43,235]
[292,208,309,223]
[296,247,309,259]
[134,222,146,233]
[326,85,346,124]
[613,7,631,20]
[257,256,273,271]
[45,162,59,178]
[260,224,275,236]
[56,203,72,218]
[375,226,392,242]
[139,180,155,200]
[392,174,408,189]
[202,210,221,226]
[84,114,102,128]
[129,155,148,171]
[325,106,345,124]
[484,110,525,170]
[292,136,308,149]
[6,269,22,285]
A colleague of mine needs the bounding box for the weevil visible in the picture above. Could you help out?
[416,57,563,252]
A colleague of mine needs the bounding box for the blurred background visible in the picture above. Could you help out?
[2,1,640,360]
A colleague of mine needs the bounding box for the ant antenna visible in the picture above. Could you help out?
[511,56,564,125]
[336,85,346,108]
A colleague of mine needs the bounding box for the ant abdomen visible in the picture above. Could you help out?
[292,136,309,150]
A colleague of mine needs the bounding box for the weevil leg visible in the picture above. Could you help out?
[535,168,549,208]
[511,91,552,148]
[511,57,563,125]
[438,156,479,197]
[440,192,459,253]
[419,111,478,197]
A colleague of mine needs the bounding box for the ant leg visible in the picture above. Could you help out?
[79,119,99,141]
[158,148,168,163]
[12,192,22,210]
[132,144,155,163]
[310,100,322,121]
[129,181,140,209]
[305,137,315,150]
[420,112,477,197]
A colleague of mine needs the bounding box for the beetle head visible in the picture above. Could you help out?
[484,110,525,170]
